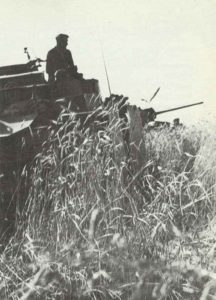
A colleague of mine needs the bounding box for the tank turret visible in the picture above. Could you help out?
[139,102,203,126]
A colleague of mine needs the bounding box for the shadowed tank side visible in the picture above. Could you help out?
[0,56,102,245]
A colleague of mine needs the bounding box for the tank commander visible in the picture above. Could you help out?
[46,33,81,83]
[46,33,87,117]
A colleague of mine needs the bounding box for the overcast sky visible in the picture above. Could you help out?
[0,0,215,123]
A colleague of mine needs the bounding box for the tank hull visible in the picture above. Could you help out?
[0,60,102,244]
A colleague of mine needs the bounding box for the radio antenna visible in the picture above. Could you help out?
[96,26,112,96]
[101,44,112,96]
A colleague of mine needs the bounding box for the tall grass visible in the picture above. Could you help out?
[0,102,216,299]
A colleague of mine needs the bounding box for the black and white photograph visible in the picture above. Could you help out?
[0,0,215,299]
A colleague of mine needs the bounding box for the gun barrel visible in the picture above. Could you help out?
[156,101,203,115]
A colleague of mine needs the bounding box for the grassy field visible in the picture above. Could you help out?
[0,102,216,299]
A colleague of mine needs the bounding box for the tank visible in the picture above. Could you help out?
[0,52,204,244]
[0,58,204,185]
[0,56,102,243]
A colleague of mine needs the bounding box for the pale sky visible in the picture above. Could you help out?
[0,0,215,124]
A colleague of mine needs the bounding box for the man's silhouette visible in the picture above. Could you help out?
[46,34,76,83]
